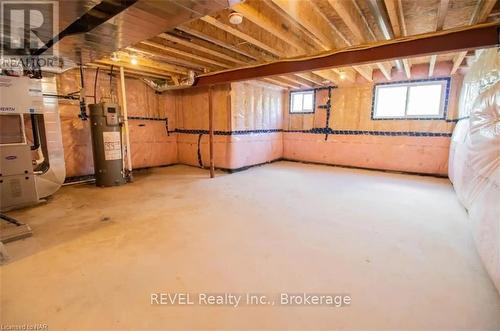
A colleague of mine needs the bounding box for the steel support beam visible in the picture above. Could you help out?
[194,23,499,86]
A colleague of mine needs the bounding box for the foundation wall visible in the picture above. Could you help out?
[175,81,284,170]
[283,62,462,175]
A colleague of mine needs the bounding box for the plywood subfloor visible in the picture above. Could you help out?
[1,162,499,330]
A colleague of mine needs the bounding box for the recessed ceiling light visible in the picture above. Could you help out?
[339,70,347,80]
[130,55,138,65]
[229,12,243,25]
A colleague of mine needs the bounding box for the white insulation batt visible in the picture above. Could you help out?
[449,48,500,292]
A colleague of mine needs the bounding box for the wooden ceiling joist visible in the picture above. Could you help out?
[95,60,174,79]
[295,72,326,86]
[428,55,437,77]
[158,33,247,65]
[200,15,285,57]
[401,59,411,79]
[175,26,258,61]
[88,64,171,80]
[435,0,450,31]
[232,2,306,53]
[384,0,402,37]
[376,62,393,80]
[328,0,368,44]
[453,0,497,75]
[126,46,206,71]
[451,52,467,74]
[275,76,304,89]
[471,0,497,24]
[269,0,337,50]
[352,65,373,81]
[281,75,315,88]
[194,23,499,86]
[262,77,294,89]
[116,51,187,75]
[332,68,356,83]
[329,0,392,80]
[312,70,340,86]
[140,40,232,69]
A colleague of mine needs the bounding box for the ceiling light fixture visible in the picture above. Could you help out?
[229,12,243,25]
[111,52,119,62]
[339,70,347,80]
[130,55,138,65]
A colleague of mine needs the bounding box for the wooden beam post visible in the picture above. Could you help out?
[208,85,215,178]
[119,66,133,181]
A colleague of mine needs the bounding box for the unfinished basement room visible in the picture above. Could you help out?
[0,0,499,330]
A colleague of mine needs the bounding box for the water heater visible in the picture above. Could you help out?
[89,103,126,187]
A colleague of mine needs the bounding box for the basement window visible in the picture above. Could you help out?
[372,78,449,119]
[290,90,315,114]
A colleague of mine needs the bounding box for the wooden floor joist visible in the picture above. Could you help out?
[194,23,499,86]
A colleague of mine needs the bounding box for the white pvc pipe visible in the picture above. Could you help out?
[119,66,133,178]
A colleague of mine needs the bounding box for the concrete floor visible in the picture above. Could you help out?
[1,161,499,330]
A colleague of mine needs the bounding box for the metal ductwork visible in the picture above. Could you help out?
[1,0,236,65]
[53,0,233,64]
[366,0,404,71]
[141,71,195,92]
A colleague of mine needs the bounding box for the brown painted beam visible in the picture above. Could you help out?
[194,23,499,86]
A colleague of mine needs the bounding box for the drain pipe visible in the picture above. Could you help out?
[141,71,195,92]
[119,66,133,181]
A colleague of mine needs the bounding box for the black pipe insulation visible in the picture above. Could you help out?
[79,65,88,120]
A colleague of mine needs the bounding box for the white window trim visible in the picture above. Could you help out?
[289,90,315,114]
[373,80,447,119]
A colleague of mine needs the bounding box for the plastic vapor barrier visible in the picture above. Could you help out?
[449,48,500,292]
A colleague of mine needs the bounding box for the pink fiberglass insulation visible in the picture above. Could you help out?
[283,62,461,175]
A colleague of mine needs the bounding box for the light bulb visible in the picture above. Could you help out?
[229,12,243,25]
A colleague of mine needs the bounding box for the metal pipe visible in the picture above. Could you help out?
[366,0,403,71]
[208,85,215,178]
[141,71,195,92]
[119,66,133,181]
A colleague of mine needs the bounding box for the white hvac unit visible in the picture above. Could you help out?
[0,75,65,242]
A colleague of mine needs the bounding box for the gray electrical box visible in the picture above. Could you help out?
[89,103,126,187]
[0,144,38,211]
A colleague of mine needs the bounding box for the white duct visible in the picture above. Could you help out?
[141,70,195,92]
[35,75,66,198]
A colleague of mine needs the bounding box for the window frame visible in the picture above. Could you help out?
[289,89,316,114]
[371,77,450,120]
